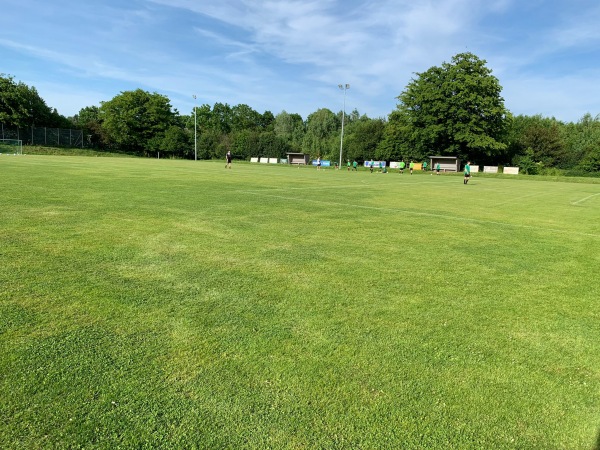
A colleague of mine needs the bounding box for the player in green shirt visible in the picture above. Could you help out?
[399,160,406,174]
[409,161,415,175]
[422,161,428,171]
[352,160,358,171]
[436,162,441,175]
[347,160,351,171]
[464,161,471,184]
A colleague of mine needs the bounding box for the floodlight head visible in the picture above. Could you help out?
[338,84,343,89]
[193,94,196,99]
[345,84,350,89]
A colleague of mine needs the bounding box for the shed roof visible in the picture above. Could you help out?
[428,156,460,160]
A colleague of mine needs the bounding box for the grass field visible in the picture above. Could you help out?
[1,155,599,449]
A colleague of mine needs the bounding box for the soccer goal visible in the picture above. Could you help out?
[0,139,23,155]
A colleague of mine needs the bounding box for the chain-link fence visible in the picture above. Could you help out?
[0,124,84,147]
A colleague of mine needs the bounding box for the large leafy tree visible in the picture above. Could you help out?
[377,110,418,162]
[231,104,261,132]
[259,110,275,132]
[343,116,386,162]
[0,74,62,129]
[72,105,100,129]
[257,131,290,158]
[302,108,338,158]
[99,89,177,152]
[197,129,221,160]
[562,113,600,171]
[394,52,509,162]
[210,102,233,134]
[274,111,305,152]
[506,113,600,173]
[71,106,107,147]
[147,125,191,159]
[231,129,260,159]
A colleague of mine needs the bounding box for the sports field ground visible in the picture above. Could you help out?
[1,156,599,449]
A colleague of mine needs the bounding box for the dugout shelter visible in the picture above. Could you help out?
[286,153,310,165]
[428,156,461,172]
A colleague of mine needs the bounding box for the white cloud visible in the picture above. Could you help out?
[3,0,600,121]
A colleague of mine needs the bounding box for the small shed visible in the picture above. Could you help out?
[287,153,310,165]
[429,156,461,172]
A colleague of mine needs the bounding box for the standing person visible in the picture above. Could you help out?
[370,159,374,173]
[352,160,358,171]
[399,160,405,174]
[436,162,441,175]
[225,150,232,169]
[464,161,471,184]
[379,161,383,173]
[347,160,351,171]
[317,157,321,170]
[409,161,415,175]
[422,161,428,172]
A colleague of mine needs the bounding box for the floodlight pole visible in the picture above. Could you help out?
[193,94,197,161]
[338,84,349,168]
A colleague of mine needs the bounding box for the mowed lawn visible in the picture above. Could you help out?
[1,156,599,449]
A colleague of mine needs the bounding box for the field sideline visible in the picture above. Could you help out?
[1,156,599,449]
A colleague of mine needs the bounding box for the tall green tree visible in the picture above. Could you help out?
[274,111,305,152]
[257,131,290,158]
[0,74,57,129]
[72,106,100,129]
[377,110,418,162]
[210,103,233,134]
[197,129,221,160]
[395,52,509,162]
[147,125,191,159]
[99,89,177,152]
[343,116,386,162]
[567,113,600,172]
[231,129,259,159]
[231,104,261,132]
[194,104,212,131]
[506,115,565,168]
[71,106,107,147]
[259,111,275,131]
[302,108,338,158]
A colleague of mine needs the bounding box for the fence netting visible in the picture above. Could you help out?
[0,124,84,147]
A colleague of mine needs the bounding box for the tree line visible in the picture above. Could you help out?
[2,53,599,174]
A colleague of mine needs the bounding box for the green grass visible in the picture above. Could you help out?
[23,145,136,157]
[1,156,599,449]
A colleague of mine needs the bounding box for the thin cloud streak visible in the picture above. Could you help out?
[1,0,599,121]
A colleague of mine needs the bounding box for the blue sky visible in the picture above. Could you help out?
[2,0,600,122]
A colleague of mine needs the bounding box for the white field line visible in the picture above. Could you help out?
[240,179,457,192]
[242,191,600,239]
[571,192,600,206]
[491,191,546,207]
[276,184,379,191]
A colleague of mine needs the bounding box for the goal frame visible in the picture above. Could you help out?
[0,139,23,155]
